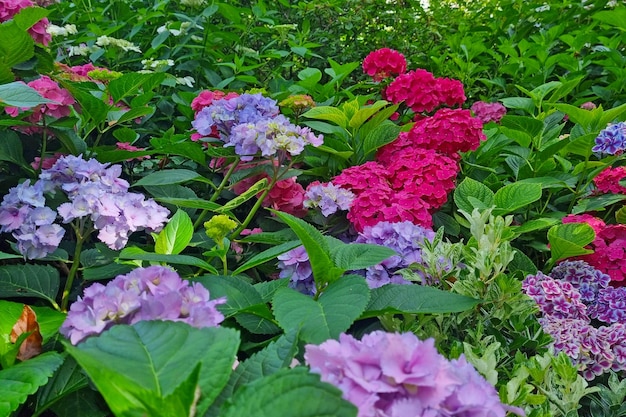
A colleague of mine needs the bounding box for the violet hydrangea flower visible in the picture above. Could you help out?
[277,245,315,295]
[303,181,355,217]
[60,266,226,344]
[304,331,524,417]
[592,122,626,154]
[355,221,436,288]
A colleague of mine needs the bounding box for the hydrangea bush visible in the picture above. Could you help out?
[1,1,626,416]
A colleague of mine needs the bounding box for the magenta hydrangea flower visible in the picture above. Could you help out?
[362,48,407,82]
[304,331,524,417]
[470,101,507,124]
[0,0,51,45]
[60,266,226,344]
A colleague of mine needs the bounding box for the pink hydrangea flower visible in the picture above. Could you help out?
[593,166,626,194]
[362,48,407,82]
[580,102,597,110]
[562,214,606,235]
[404,108,485,156]
[262,177,308,218]
[384,69,465,113]
[116,142,150,161]
[470,101,507,124]
[31,152,64,170]
[191,90,239,114]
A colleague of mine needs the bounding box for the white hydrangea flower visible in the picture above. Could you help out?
[47,24,78,37]
[175,76,195,88]
[180,0,206,7]
[96,36,142,53]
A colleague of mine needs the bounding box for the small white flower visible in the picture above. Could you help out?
[175,76,195,88]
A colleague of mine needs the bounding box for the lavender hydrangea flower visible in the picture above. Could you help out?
[304,331,524,417]
[60,266,226,345]
[355,221,436,288]
[522,272,588,320]
[589,287,626,324]
[303,181,355,217]
[192,93,323,161]
[0,180,65,259]
[277,245,316,295]
[592,122,626,154]
[550,260,610,303]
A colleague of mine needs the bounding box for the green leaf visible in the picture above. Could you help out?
[0,264,60,308]
[272,275,370,344]
[454,178,495,213]
[108,72,166,104]
[593,8,626,31]
[572,194,626,215]
[511,218,559,235]
[548,223,595,265]
[330,243,396,271]
[254,278,290,303]
[302,106,348,128]
[194,274,279,334]
[231,240,301,275]
[0,301,64,343]
[0,22,34,83]
[155,209,193,255]
[221,177,268,212]
[500,115,544,146]
[219,367,357,417]
[616,205,626,224]
[65,321,239,417]
[111,106,154,125]
[132,169,203,187]
[493,182,542,214]
[0,81,51,107]
[210,329,299,415]
[361,121,401,157]
[35,356,90,415]
[348,100,388,129]
[361,284,481,318]
[12,6,48,30]
[153,197,224,213]
[272,210,343,285]
[0,352,64,416]
[62,85,109,125]
[0,130,28,167]
[119,247,218,273]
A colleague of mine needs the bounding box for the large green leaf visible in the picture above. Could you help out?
[155,209,193,255]
[548,223,595,265]
[232,240,301,275]
[209,329,300,415]
[0,130,28,168]
[454,177,495,213]
[0,264,60,308]
[361,284,481,318]
[302,106,348,128]
[219,367,357,417]
[272,275,370,344]
[0,22,34,83]
[0,352,65,416]
[119,247,218,273]
[330,243,396,271]
[195,274,280,334]
[132,169,204,187]
[593,8,626,31]
[35,356,90,415]
[272,211,343,286]
[361,121,401,157]
[349,100,388,129]
[0,81,51,107]
[62,84,109,125]
[12,6,48,30]
[108,73,166,104]
[65,321,239,417]
[493,182,542,214]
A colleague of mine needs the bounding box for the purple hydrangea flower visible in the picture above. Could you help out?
[277,245,315,295]
[304,331,524,417]
[303,181,355,217]
[550,260,611,303]
[192,93,323,161]
[522,272,588,320]
[355,221,436,288]
[592,122,626,154]
[589,287,626,324]
[60,266,226,344]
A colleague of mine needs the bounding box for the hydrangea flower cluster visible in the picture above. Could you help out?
[277,245,315,295]
[0,155,170,258]
[303,181,355,217]
[60,266,226,345]
[384,69,466,113]
[470,101,507,124]
[192,93,322,161]
[304,331,523,417]
[523,261,626,379]
[562,214,626,285]
[593,166,626,194]
[0,180,65,259]
[5,76,75,133]
[362,48,407,82]
[592,122,626,155]
[0,0,51,45]
[355,221,436,288]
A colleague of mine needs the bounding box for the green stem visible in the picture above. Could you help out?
[193,157,241,230]
[60,221,88,312]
